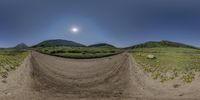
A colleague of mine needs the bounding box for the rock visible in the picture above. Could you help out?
[1,79,7,83]
[147,54,156,59]
[4,92,11,96]
[173,84,181,88]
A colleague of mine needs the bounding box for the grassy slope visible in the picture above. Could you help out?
[131,47,200,83]
[32,39,85,47]
[0,49,28,78]
[128,40,199,49]
[88,43,116,48]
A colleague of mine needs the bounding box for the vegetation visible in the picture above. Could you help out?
[2,39,200,83]
[35,47,122,59]
[131,47,200,83]
[88,43,116,48]
[0,49,28,78]
[32,39,86,48]
[127,40,199,49]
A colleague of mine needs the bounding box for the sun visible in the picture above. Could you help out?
[71,27,79,34]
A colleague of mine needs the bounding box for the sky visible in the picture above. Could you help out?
[0,0,200,48]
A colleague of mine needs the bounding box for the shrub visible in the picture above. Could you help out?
[68,50,82,53]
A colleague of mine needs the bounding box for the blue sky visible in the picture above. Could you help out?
[0,0,200,47]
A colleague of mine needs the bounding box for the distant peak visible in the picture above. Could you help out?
[32,39,85,47]
[127,40,199,49]
[88,43,116,48]
[15,43,28,49]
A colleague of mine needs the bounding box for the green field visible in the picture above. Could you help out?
[131,47,200,83]
[35,47,122,59]
[0,49,28,78]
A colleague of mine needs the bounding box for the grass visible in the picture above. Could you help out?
[0,49,28,78]
[130,47,200,83]
[35,47,122,59]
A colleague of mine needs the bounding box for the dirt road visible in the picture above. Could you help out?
[0,52,200,100]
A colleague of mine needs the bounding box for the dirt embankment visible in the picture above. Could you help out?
[0,52,200,100]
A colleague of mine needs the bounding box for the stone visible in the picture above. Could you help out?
[147,54,156,59]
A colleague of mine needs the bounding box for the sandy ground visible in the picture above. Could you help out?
[0,51,200,100]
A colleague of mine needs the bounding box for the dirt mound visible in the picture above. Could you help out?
[0,52,199,100]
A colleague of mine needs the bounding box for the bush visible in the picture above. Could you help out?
[109,50,116,53]
[56,50,66,53]
[68,50,82,53]
[50,51,56,54]
[0,71,8,78]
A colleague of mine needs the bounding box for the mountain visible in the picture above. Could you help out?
[127,40,199,49]
[88,43,116,48]
[15,43,28,49]
[32,39,85,48]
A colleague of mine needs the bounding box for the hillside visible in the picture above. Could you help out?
[127,40,199,49]
[88,43,116,48]
[32,39,85,48]
[15,43,28,49]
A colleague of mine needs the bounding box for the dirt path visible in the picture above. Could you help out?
[0,52,200,100]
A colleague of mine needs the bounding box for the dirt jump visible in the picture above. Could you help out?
[0,51,200,100]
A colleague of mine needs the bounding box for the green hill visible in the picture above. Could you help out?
[32,39,85,48]
[88,43,116,48]
[15,43,28,49]
[127,40,199,49]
